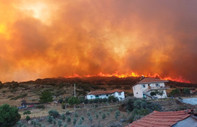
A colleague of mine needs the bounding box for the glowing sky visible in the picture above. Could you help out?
[0,0,197,83]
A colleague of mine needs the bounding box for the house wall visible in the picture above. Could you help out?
[86,91,125,101]
[114,92,125,101]
[133,82,167,99]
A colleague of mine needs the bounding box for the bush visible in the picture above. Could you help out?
[108,96,118,102]
[0,104,21,127]
[88,116,93,122]
[36,105,45,109]
[170,88,180,96]
[48,110,59,118]
[74,113,78,117]
[73,118,77,125]
[47,116,53,124]
[61,114,65,121]
[11,93,27,100]
[78,118,83,125]
[23,110,31,115]
[26,116,31,121]
[58,120,62,127]
[67,117,71,122]
[125,99,161,122]
[183,88,190,95]
[68,97,80,105]
[61,103,66,109]
[102,113,106,119]
[95,114,99,119]
[39,90,53,103]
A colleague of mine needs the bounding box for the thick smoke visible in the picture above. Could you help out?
[0,0,197,83]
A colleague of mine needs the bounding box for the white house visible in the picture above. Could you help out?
[133,77,168,99]
[86,89,125,101]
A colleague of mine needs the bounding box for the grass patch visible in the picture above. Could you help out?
[11,93,27,100]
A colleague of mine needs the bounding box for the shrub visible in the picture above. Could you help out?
[39,90,53,103]
[23,110,31,115]
[53,120,56,125]
[67,117,71,122]
[81,116,84,121]
[73,118,77,125]
[36,105,45,109]
[115,110,120,120]
[95,114,99,119]
[170,88,180,96]
[102,113,106,119]
[66,111,71,115]
[183,88,190,95]
[47,116,53,124]
[68,97,80,105]
[62,103,66,109]
[48,110,59,118]
[0,104,21,127]
[87,112,90,116]
[17,121,23,127]
[58,120,62,127]
[108,96,118,102]
[26,116,31,121]
[74,113,78,117]
[126,99,161,122]
[58,98,64,103]
[88,116,93,122]
[11,93,28,100]
[78,118,83,125]
[61,114,65,121]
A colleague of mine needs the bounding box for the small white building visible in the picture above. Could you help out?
[86,89,125,101]
[133,77,168,99]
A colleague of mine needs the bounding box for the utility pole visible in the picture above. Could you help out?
[74,83,76,112]
[74,83,76,97]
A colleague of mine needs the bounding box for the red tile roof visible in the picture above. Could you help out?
[87,89,123,95]
[138,77,168,84]
[127,110,191,127]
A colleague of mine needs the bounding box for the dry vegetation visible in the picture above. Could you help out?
[0,77,196,127]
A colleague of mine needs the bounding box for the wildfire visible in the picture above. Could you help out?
[64,72,191,83]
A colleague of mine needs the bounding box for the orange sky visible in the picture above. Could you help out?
[0,0,197,83]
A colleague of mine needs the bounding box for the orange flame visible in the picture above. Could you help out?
[64,72,191,83]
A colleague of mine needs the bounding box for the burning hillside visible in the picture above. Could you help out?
[0,0,197,83]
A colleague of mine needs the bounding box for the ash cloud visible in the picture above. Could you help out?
[0,0,197,83]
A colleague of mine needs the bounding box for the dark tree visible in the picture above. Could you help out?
[0,104,21,127]
[39,90,53,103]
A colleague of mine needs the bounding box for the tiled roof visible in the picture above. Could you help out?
[138,77,168,84]
[127,110,191,127]
[87,89,123,95]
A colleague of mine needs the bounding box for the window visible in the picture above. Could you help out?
[118,92,121,95]
[142,84,146,88]
[96,95,99,97]
[156,84,160,87]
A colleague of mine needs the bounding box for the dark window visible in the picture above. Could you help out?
[142,84,146,88]
[96,95,99,97]
[156,84,159,87]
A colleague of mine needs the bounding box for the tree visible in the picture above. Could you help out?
[26,116,30,121]
[0,104,21,127]
[68,97,80,105]
[48,110,59,118]
[183,88,190,95]
[39,90,53,103]
[170,88,180,96]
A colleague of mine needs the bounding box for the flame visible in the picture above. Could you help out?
[64,72,191,83]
